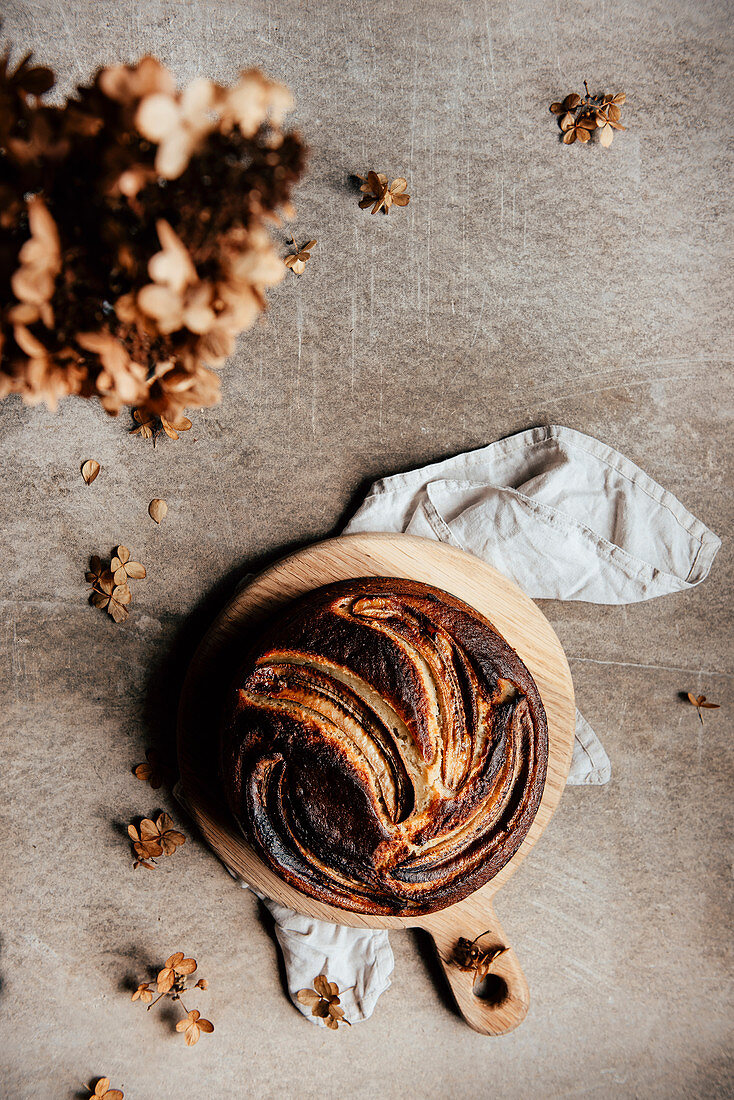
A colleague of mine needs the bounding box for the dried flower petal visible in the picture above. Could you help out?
[149,498,168,524]
[81,459,101,485]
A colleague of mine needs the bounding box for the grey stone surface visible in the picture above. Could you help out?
[1,1,732,1097]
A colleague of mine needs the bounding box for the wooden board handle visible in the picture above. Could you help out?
[423,901,530,1035]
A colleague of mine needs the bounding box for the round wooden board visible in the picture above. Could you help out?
[178,533,576,1034]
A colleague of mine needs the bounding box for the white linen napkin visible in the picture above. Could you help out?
[215,425,720,1025]
[344,424,720,784]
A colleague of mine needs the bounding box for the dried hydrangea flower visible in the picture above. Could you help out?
[90,576,132,623]
[284,238,317,275]
[550,83,626,147]
[358,172,410,214]
[128,813,185,869]
[111,545,146,585]
[297,975,351,1030]
[176,1008,214,1046]
[0,50,306,421]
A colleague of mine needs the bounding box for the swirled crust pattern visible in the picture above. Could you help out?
[221,578,548,915]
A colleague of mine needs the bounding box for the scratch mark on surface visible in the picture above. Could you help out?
[295,293,304,402]
[483,4,499,91]
[511,372,700,409]
[54,1,83,78]
[569,656,732,679]
[469,285,488,348]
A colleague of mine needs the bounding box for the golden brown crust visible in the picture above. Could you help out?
[220,577,548,915]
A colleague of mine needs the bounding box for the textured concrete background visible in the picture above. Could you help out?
[1,1,732,1097]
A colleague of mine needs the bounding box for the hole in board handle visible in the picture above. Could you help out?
[472,972,508,1006]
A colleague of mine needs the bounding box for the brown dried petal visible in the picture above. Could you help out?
[86,556,103,583]
[158,969,175,993]
[113,584,132,606]
[313,974,332,998]
[365,171,383,193]
[562,93,581,110]
[562,130,576,144]
[149,498,168,524]
[125,561,147,579]
[297,989,321,1008]
[81,460,100,485]
[607,103,622,122]
[559,112,575,131]
[576,127,591,143]
[160,830,186,855]
[107,600,129,624]
[612,92,626,104]
[599,123,614,147]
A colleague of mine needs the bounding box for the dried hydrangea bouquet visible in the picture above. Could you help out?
[0,50,306,420]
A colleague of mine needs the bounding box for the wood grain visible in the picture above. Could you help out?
[178,533,576,1035]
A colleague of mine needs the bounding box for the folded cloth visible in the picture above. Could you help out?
[209,425,720,1025]
[344,424,720,785]
[244,886,393,1026]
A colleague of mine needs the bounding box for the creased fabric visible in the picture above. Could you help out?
[344,424,720,785]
